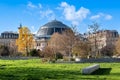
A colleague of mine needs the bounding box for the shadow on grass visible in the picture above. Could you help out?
[0,67,98,80]
[0,67,113,80]
[91,68,112,75]
[0,64,6,69]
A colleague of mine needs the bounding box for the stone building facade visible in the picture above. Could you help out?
[87,30,119,56]
[0,31,18,47]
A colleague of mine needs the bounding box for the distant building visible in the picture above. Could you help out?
[0,31,18,47]
[87,30,119,56]
[0,22,119,57]
[34,19,70,50]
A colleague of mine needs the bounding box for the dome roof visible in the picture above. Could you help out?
[41,19,69,28]
[36,20,70,38]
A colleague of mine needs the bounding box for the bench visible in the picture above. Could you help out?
[82,64,100,74]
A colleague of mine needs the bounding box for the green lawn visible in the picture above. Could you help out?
[0,59,120,80]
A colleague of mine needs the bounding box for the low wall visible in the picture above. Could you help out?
[0,56,39,60]
[75,58,120,63]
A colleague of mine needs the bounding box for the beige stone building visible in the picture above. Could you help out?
[0,31,18,47]
[87,30,119,56]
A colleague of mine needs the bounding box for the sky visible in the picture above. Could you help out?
[0,0,120,34]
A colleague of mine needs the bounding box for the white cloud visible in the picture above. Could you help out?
[90,13,112,20]
[27,2,42,9]
[56,7,62,10]
[26,2,55,20]
[90,14,100,20]
[38,3,42,9]
[60,2,90,25]
[61,2,68,7]
[105,15,112,20]
[40,9,55,20]
[27,2,37,8]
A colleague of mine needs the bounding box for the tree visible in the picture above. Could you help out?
[115,37,120,55]
[9,41,18,56]
[48,26,79,60]
[46,29,76,61]
[88,22,99,57]
[73,40,91,58]
[16,26,34,56]
[48,26,91,60]
[0,42,18,57]
[101,44,115,56]
[60,29,77,60]
[48,32,62,60]
[42,46,55,62]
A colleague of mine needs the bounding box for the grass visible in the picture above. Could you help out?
[0,59,120,80]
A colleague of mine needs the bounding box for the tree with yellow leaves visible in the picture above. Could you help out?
[16,25,34,56]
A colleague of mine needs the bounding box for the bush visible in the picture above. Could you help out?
[0,46,10,56]
[41,58,48,63]
[13,52,23,57]
[56,52,63,59]
[63,56,75,61]
[42,47,54,59]
[29,49,39,56]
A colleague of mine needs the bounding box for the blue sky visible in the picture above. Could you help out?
[0,0,120,34]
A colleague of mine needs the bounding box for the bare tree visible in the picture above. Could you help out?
[42,46,55,62]
[48,32,62,60]
[48,25,91,60]
[115,37,120,55]
[46,27,77,61]
[73,40,91,58]
[88,22,99,58]
[101,44,115,56]
[9,41,18,56]
[61,29,78,60]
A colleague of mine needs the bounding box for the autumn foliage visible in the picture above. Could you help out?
[16,26,34,56]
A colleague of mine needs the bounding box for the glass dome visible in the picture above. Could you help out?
[36,20,70,39]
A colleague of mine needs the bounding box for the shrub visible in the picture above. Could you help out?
[63,56,75,61]
[29,49,39,56]
[0,46,10,56]
[41,58,48,63]
[56,52,63,59]
[13,52,23,57]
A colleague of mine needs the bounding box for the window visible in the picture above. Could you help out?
[55,28,61,33]
[47,28,54,35]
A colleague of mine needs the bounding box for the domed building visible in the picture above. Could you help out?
[35,20,70,50]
